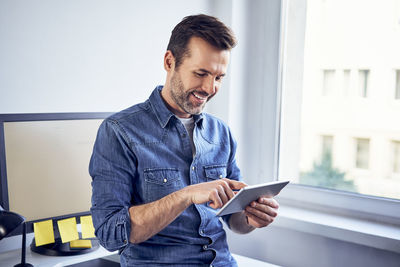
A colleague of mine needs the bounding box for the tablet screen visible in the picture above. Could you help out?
[216,180,289,217]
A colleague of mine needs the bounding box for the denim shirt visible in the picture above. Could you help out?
[89,86,242,267]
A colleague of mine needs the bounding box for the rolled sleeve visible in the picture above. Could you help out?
[89,119,136,251]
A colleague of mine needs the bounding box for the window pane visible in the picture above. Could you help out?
[284,0,400,200]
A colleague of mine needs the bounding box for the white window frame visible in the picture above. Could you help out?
[273,0,400,252]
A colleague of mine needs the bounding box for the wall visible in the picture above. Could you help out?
[0,0,212,113]
[227,224,400,267]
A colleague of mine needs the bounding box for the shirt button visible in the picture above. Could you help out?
[163,178,167,183]
[192,166,195,170]
[203,245,208,250]
[219,175,223,178]
[210,265,213,267]
[200,230,204,235]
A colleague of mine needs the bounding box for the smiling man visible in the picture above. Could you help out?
[90,14,279,267]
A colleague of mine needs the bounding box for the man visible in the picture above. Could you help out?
[89,14,279,267]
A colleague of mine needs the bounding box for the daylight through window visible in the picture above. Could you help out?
[284,0,400,200]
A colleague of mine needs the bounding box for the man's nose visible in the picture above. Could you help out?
[202,77,216,95]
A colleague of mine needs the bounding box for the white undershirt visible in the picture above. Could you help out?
[178,116,196,156]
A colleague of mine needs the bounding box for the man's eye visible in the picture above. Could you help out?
[195,72,207,77]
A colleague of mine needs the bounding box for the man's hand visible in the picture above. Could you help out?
[183,178,247,209]
[129,178,246,244]
[244,197,279,228]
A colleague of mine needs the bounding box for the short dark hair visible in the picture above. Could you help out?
[167,14,237,69]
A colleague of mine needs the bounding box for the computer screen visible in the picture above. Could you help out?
[0,113,112,236]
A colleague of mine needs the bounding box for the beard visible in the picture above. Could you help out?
[170,72,211,116]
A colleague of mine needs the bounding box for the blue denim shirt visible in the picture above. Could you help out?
[89,86,242,267]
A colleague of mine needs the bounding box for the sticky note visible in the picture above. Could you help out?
[57,217,79,243]
[70,239,92,249]
[80,215,96,239]
[33,220,55,246]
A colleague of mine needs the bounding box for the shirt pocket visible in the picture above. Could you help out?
[144,168,183,203]
[204,164,227,182]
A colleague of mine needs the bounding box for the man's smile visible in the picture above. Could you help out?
[190,91,209,105]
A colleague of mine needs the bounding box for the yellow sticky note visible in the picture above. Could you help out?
[33,220,55,246]
[70,239,92,248]
[80,215,96,239]
[57,217,79,243]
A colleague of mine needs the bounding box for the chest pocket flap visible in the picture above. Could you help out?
[144,168,180,185]
[204,164,227,180]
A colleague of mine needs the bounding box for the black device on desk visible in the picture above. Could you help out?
[67,257,120,267]
[0,112,113,256]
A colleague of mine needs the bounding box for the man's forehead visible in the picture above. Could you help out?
[186,37,230,56]
[183,39,230,74]
[192,53,230,74]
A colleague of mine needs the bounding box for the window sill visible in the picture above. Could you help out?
[273,200,400,253]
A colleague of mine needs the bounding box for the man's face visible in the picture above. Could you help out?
[166,37,230,118]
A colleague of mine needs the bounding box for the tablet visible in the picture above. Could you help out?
[215,180,290,217]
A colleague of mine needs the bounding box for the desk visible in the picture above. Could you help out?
[0,246,280,267]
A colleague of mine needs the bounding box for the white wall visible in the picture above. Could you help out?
[227,224,400,267]
[0,0,212,113]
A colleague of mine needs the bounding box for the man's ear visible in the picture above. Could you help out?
[164,50,175,72]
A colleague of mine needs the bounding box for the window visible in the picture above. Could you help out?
[322,70,335,96]
[393,141,400,173]
[279,0,400,201]
[358,70,369,98]
[355,138,369,169]
[396,70,400,99]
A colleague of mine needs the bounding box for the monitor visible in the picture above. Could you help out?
[0,112,113,255]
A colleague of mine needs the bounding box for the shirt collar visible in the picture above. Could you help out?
[149,85,204,129]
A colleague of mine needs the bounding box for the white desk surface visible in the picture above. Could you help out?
[0,245,280,267]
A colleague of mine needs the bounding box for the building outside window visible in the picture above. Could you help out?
[393,140,400,173]
[358,70,369,98]
[322,70,335,96]
[321,135,333,158]
[355,138,370,169]
[343,69,351,96]
[396,70,400,99]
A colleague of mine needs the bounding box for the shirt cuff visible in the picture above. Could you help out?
[96,206,131,252]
